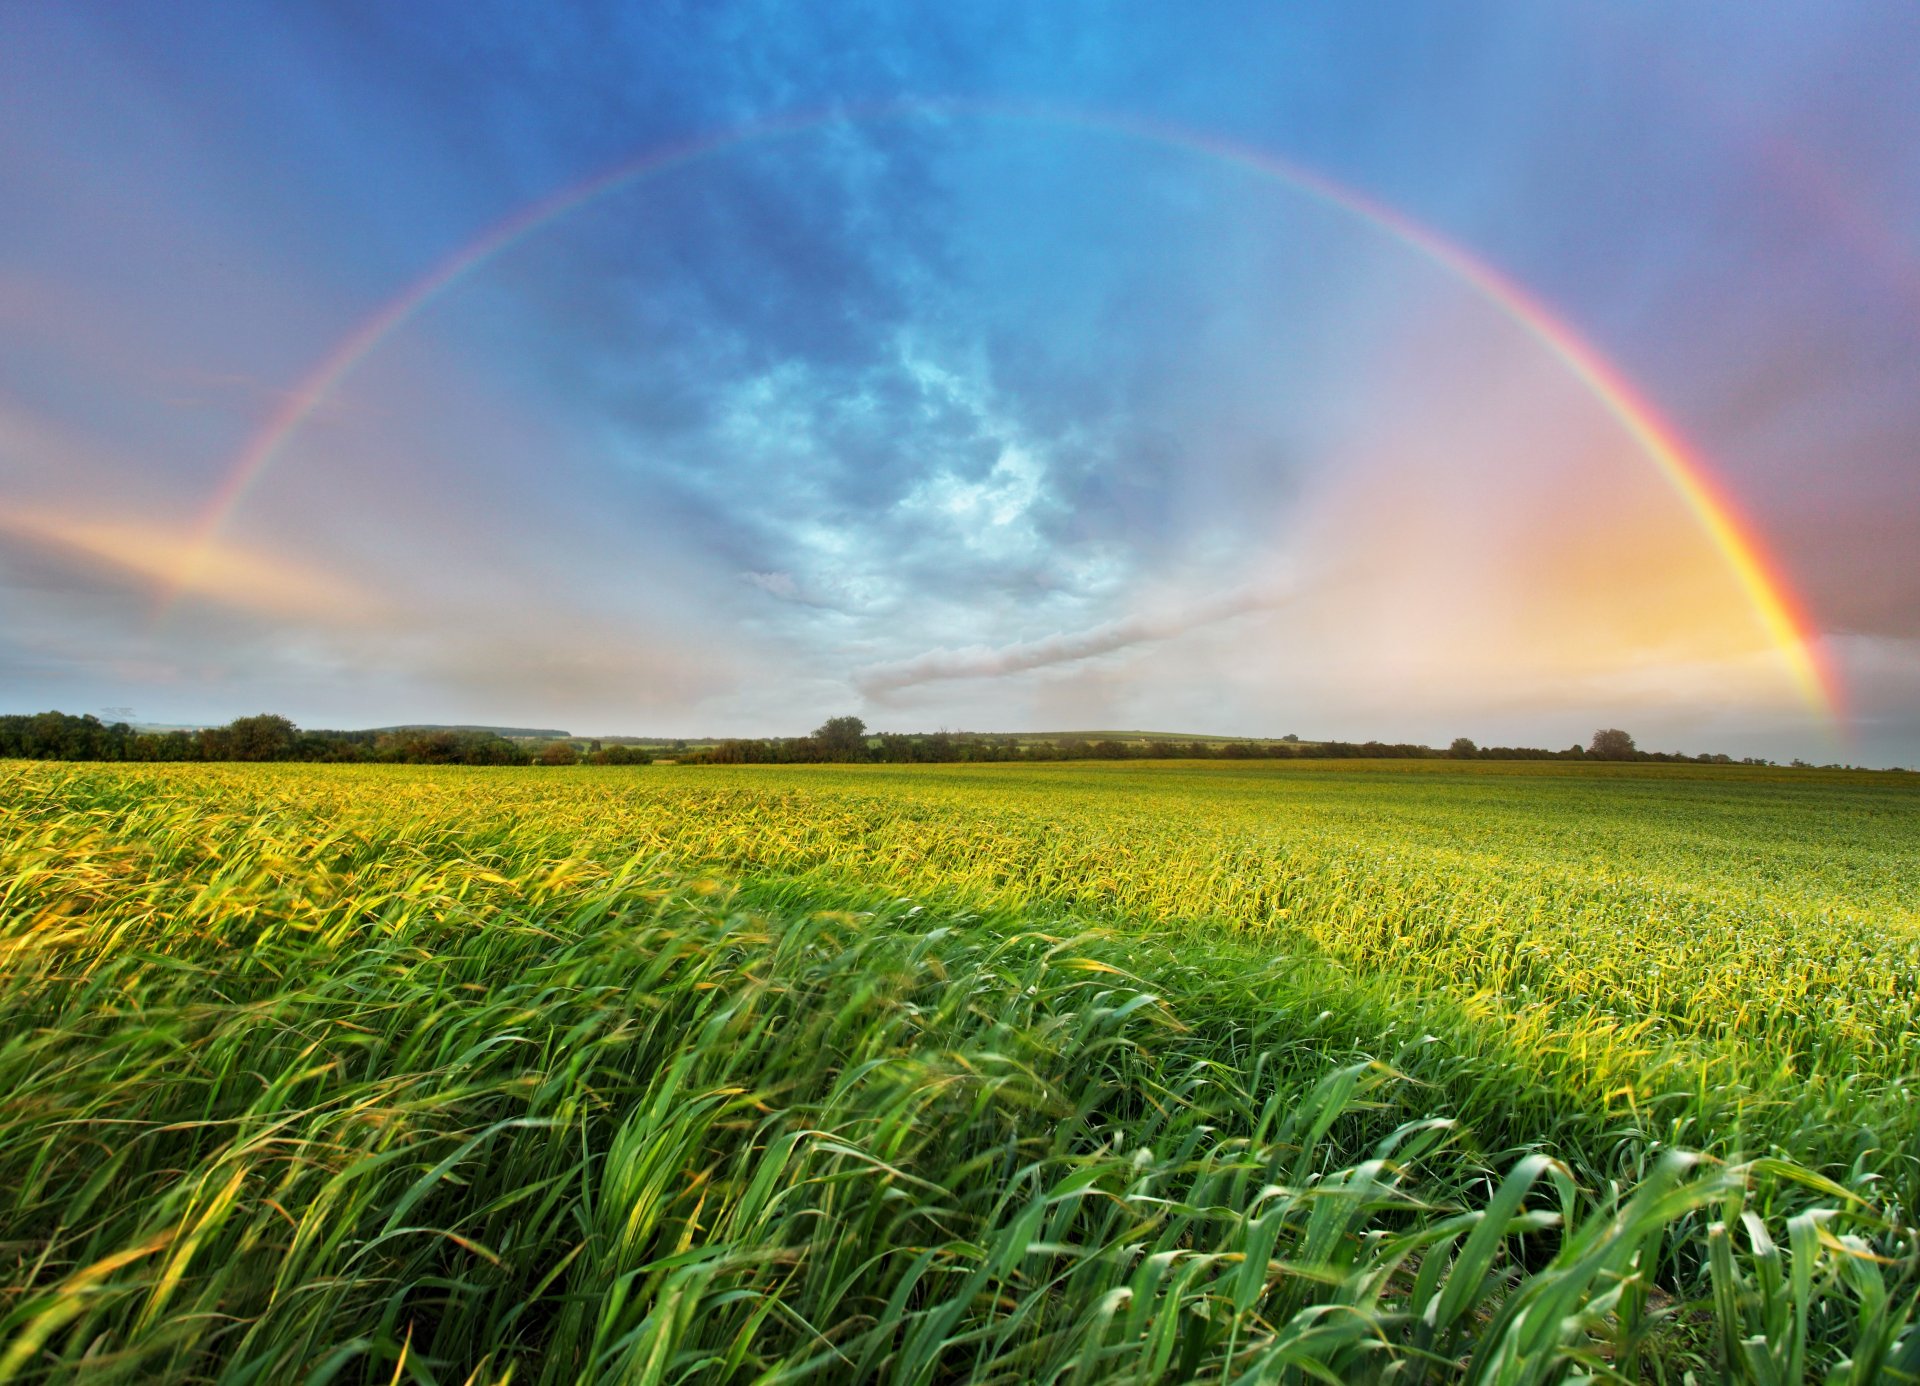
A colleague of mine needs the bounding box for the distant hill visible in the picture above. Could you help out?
[334,725,1306,748]
[364,724,571,740]
[582,729,1312,747]
[980,729,1307,745]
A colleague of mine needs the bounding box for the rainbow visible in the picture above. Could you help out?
[168,100,1842,721]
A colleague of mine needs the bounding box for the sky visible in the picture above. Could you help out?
[3,3,1917,763]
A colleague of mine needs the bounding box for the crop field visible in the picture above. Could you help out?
[2,758,1917,1382]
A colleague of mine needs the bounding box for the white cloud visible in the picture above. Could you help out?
[855,582,1284,695]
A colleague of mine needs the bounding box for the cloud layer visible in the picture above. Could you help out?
[856,585,1284,695]
[1,3,1915,761]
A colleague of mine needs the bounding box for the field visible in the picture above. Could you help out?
[2,758,1916,1382]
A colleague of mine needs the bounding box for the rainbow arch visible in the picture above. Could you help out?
[169,100,1842,722]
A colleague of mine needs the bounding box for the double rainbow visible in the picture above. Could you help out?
[169,101,1841,722]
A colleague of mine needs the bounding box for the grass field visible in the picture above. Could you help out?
[2,759,1916,1381]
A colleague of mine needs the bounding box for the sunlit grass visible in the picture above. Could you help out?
[1,760,1915,1380]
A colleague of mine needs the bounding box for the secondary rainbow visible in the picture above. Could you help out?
[168,100,1842,721]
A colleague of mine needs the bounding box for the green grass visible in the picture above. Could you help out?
[1,759,1915,1381]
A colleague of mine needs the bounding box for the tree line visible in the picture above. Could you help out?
[0,712,649,765]
[685,723,1442,765]
[2,710,1782,768]
[681,719,1766,766]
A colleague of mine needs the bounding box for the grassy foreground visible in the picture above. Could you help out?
[1,760,1916,1382]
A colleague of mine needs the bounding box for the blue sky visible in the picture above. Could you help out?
[3,2,1917,761]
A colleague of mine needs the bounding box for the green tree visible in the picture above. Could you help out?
[590,745,652,765]
[536,741,580,766]
[1588,728,1637,761]
[222,714,298,761]
[812,716,868,761]
[1449,737,1478,758]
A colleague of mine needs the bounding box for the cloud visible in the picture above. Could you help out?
[391,622,738,717]
[743,570,801,600]
[5,5,1917,760]
[855,582,1284,695]
[0,507,376,622]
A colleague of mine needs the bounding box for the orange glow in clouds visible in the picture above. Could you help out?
[2,508,369,622]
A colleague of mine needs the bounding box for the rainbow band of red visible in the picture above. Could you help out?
[171,99,1842,722]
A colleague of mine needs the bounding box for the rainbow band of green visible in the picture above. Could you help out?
[171,99,1842,723]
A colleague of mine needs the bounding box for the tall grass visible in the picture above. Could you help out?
[33,760,1915,1202]
[1,761,1915,1381]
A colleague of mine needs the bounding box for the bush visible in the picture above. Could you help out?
[589,745,652,765]
[536,740,580,766]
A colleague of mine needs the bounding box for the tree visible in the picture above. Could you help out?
[536,740,579,766]
[391,730,462,764]
[812,716,868,760]
[590,744,652,765]
[1588,728,1637,761]
[0,710,130,760]
[223,714,298,761]
[1448,737,1477,758]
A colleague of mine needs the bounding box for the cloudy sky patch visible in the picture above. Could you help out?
[1,3,1915,760]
